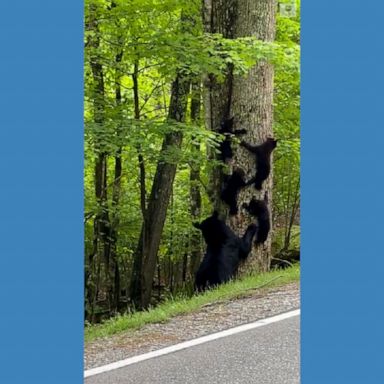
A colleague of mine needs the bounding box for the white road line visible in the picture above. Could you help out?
[84,308,300,378]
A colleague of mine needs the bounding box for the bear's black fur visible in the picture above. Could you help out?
[193,211,257,291]
[219,117,247,162]
[241,138,277,190]
[242,193,270,245]
[221,168,247,215]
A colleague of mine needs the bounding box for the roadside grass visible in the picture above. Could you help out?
[85,264,300,342]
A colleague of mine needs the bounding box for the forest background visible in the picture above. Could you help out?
[84,0,300,323]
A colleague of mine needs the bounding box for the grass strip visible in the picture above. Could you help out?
[85,264,300,342]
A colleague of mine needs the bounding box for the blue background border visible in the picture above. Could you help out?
[0,1,83,382]
[302,0,384,383]
[0,0,383,382]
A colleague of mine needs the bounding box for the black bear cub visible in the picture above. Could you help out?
[242,192,270,245]
[219,117,247,162]
[221,168,247,215]
[241,137,277,190]
[193,211,257,291]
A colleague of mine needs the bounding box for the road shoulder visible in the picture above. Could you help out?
[85,281,299,370]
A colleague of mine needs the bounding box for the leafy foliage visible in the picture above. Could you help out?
[84,0,300,321]
[273,0,300,252]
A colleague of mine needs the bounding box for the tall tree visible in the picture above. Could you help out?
[85,2,112,321]
[189,80,203,278]
[203,0,276,272]
[108,14,124,312]
[130,74,191,309]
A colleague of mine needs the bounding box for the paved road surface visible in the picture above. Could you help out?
[85,314,300,384]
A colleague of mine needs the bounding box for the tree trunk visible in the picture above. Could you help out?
[86,3,113,319]
[109,40,124,312]
[203,0,276,273]
[189,80,203,277]
[129,58,149,309]
[130,75,190,309]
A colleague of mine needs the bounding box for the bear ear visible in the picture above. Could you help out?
[193,222,201,229]
[221,117,234,129]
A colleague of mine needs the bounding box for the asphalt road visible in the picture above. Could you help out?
[85,314,300,384]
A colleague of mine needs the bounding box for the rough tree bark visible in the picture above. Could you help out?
[203,0,276,272]
[130,75,191,309]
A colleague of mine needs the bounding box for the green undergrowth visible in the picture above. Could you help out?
[85,264,300,342]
